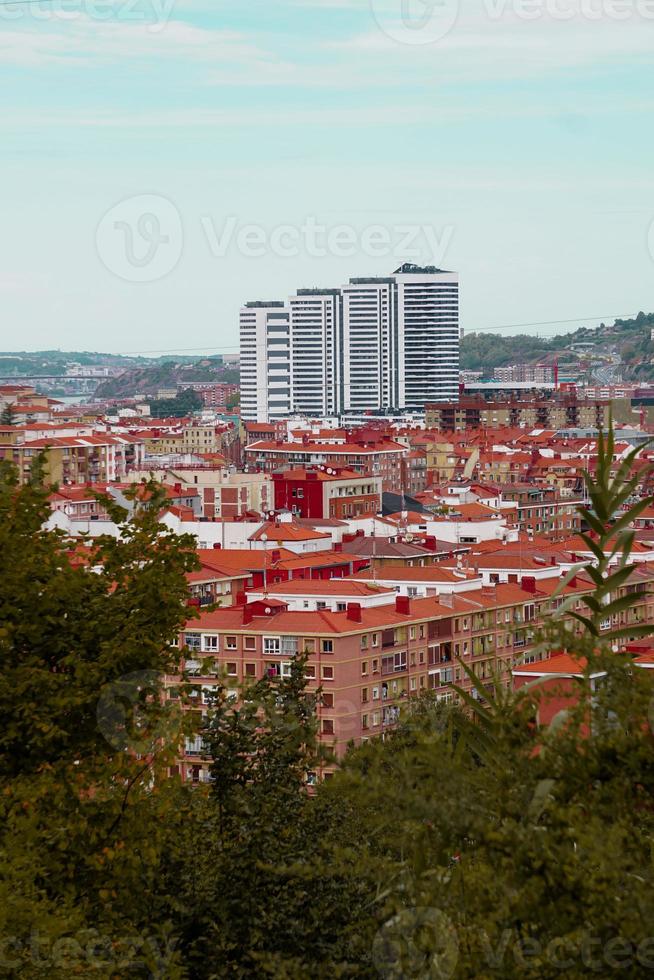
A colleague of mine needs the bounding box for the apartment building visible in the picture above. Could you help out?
[170,566,654,782]
[272,467,382,520]
[0,433,144,485]
[425,396,610,432]
[239,264,459,421]
[244,435,408,492]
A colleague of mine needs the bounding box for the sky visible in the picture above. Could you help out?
[1,0,654,355]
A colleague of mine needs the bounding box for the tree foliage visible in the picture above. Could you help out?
[1,430,654,978]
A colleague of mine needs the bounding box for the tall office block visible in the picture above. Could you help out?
[239,264,459,421]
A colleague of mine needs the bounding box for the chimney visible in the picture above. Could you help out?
[174,482,182,494]
[235,590,246,606]
[522,575,537,594]
[346,602,362,622]
[213,542,221,549]
[271,549,281,563]
[334,541,343,552]
[395,595,411,614]
[243,604,254,624]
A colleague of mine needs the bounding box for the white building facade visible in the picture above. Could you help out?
[239,264,459,421]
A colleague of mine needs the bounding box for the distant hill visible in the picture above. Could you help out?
[461,312,654,380]
[94,359,238,399]
[0,350,221,378]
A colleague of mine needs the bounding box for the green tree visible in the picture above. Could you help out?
[0,461,200,977]
[165,661,375,977]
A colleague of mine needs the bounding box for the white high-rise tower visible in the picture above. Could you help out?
[239,264,459,421]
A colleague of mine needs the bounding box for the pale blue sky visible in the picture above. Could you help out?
[1,0,653,353]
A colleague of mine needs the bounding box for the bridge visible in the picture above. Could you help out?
[0,375,106,382]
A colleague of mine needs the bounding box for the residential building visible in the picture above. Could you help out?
[239,264,459,420]
[244,433,408,492]
[169,566,654,781]
[272,467,382,520]
[425,395,610,432]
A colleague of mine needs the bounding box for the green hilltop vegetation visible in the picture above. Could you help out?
[0,350,223,379]
[94,359,238,399]
[462,311,654,379]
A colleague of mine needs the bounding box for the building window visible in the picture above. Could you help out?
[372,633,379,647]
[322,666,334,680]
[361,661,368,676]
[245,663,256,677]
[225,635,237,650]
[362,687,369,703]
[185,633,201,651]
[361,635,368,649]
[305,664,316,679]
[303,638,316,653]
[362,714,369,730]
[226,663,237,676]
[322,692,334,708]
[244,636,256,650]
[264,636,281,655]
[321,640,334,654]
[202,635,218,652]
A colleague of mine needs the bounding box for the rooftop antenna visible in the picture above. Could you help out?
[261,531,268,597]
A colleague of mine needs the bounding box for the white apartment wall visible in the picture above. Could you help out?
[353,574,483,597]
[246,588,393,611]
[470,565,561,586]
[425,518,516,544]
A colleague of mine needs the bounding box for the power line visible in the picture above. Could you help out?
[464,313,639,334]
[112,311,640,357]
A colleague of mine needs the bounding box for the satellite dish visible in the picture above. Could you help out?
[265,606,271,614]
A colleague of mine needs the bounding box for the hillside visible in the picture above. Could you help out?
[94,358,238,398]
[462,311,654,380]
[0,349,212,378]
